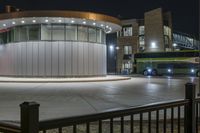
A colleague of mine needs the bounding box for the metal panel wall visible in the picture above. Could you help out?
[2,41,106,77]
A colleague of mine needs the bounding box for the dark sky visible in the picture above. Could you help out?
[0,0,199,38]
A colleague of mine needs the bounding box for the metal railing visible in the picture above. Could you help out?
[0,83,199,133]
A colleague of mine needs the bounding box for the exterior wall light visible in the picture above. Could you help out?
[151,42,157,48]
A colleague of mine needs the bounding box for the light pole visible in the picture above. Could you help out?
[115,46,120,75]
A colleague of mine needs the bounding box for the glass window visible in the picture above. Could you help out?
[28,25,40,41]
[139,26,145,35]
[139,36,145,46]
[78,26,88,41]
[164,26,171,36]
[0,32,6,44]
[101,31,106,44]
[66,25,77,41]
[123,26,132,36]
[88,28,96,42]
[41,24,52,40]
[52,25,65,41]
[97,29,101,43]
[6,29,14,43]
[19,26,28,42]
[124,46,132,55]
[14,27,20,42]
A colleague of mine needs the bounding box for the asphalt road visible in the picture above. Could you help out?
[0,76,199,121]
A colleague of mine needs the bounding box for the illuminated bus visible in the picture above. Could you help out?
[134,51,200,76]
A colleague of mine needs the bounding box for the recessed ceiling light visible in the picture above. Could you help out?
[83,21,86,24]
[32,20,36,23]
[71,20,75,23]
[93,22,96,26]
[12,21,16,25]
[3,24,6,27]
[106,25,109,28]
[101,24,104,27]
[45,19,49,23]
[21,20,25,24]
[58,19,62,23]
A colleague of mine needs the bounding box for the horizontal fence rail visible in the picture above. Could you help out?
[0,82,200,133]
[0,121,20,133]
[39,99,188,133]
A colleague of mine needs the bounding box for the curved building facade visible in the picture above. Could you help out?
[0,10,121,77]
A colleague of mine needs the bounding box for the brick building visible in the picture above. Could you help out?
[116,8,173,74]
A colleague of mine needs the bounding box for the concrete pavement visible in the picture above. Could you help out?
[0,76,198,121]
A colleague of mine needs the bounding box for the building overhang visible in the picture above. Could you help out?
[0,10,122,33]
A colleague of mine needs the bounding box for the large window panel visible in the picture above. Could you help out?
[97,29,101,43]
[66,25,77,40]
[101,31,106,44]
[20,26,28,42]
[29,25,40,41]
[0,33,6,44]
[41,24,52,40]
[52,25,65,41]
[139,26,145,35]
[78,26,88,41]
[88,28,96,42]
[14,27,20,42]
[124,46,132,55]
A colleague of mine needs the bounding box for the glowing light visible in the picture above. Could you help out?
[83,21,86,24]
[93,22,96,26]
[109,45,114,51]
[45,19,49,23]
[58,19,62,23]
[32,20,36,23]
[12,21,16,25]
[191,69,195,73]
[148,69,152,73]
[168,69,172,73]
[151,42,156,48]
[21,20,25,24]
[116,46,120,50]
[173,43,177,47]
[3,24,6,27]
[101,24,104,27]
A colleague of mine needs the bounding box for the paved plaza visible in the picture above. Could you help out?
[0,76,199,121]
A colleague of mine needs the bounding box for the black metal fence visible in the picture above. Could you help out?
[0,83,199,133]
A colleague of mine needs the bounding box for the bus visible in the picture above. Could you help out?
[134,51,200,76]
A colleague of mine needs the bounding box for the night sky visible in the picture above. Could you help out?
[0,0,199,38]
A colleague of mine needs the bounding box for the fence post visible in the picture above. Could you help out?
[20,102,40,133]
[185,83,196,133]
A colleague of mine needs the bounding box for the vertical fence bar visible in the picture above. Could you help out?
[99,120,102,133]
[121,117,124,133]
[148,111,151,133]
[110,118,113,133]
[86,122,90,133]
[164,109,166,133]
[140,113,143,133]
[73,125,77,133]
[196,104,199,133]
[185,83,196,133]
[156,110,159,133]
[20,102,40,133]
[171,107,174,133]
[131,115,134,133]
[58,127,62,133]
[178,106,181,133]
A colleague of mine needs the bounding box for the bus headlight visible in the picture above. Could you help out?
[168,69,172,73]
[191,69,195,73]
[148,69,152,73]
